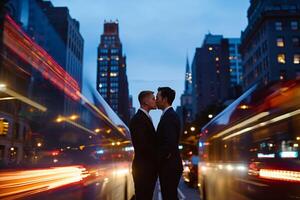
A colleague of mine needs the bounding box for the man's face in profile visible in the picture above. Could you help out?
[155,91,164,110]
[145,93,157,110]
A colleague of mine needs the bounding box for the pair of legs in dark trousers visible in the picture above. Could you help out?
[132,164,157,200]
[159,163,182,200]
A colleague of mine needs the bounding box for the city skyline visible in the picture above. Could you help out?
[51,0,250,126]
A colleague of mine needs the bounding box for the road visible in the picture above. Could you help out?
[153,178,200,200]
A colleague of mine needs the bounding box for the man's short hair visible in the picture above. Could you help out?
[138,90,154,105]
[158,87,176,105]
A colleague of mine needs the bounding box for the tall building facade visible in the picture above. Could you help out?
[38,0,84,116]
[241,0,300,90]
[0,0,84,165]
[97,21,130,124]
[39,1,84,90]
[191,34,231,116]
[228,38,242,86]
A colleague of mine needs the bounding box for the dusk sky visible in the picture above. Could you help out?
[51,0,250,127]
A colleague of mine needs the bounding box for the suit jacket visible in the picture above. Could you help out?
[157,107,183,171]
[129,109,157,169]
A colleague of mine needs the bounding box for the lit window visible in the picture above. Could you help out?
[294,54,300,64]
[291,21,299,30]
[208,47,213,51]
[276,38,284,47]
[277,54,286,64]
[215,57,219,61]
[110,72,118,77]
[275,22,283,31]
[98,57,103,61]
[101,73,107,77]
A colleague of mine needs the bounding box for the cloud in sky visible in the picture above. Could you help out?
[51,0,250,126]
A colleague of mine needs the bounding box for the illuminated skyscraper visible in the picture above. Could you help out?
[97,21,130,124]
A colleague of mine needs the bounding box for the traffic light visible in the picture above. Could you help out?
[0,118,9,135]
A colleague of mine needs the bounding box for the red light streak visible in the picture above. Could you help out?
[3,14,80,101]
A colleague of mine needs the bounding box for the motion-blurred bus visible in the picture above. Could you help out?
[198,79,300,200]
[0,14,134,200]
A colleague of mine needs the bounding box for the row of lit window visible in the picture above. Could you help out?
[275,21,299,31]
[276,37,300,47]
[98,56,119,61]
[101,72,118,77]
[277,54,300,64]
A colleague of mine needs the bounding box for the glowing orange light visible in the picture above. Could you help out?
[94,128,101,133]
[69,115,79,120]
[239,104,249,110]
[0,166,89,199]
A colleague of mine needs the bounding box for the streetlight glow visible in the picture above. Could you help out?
[190,126,196,131]
[94,128,101,133]
[0,84,7,90]
[69,115,79,120]
[56,117,64,123]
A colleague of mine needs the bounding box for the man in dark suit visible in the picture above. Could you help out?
[156,87,183,200]
[129,91,157,200]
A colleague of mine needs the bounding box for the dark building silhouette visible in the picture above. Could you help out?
[191,34,231,117]
[129,95,136,120]
[97,21,130,124]
[241,0,300,90]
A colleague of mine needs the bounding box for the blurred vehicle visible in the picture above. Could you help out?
[0,14,134,200]
[183,155,199,188]
[198,79,300,200]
